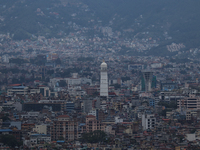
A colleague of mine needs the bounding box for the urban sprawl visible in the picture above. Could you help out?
[0,31,199,150]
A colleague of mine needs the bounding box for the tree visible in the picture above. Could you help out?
[0,134,22,148]
[121,77,130,82]
[58,80,67,87]
[79,130,107,143]
[131,69,135,74]
[1,116,10,122]
[113,84,121,90]
[160,109,167,117]
[58,136,64,140]
[55,58,62,65]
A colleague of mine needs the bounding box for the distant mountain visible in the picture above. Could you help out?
[83,0,200,55]
[0,0,200,56]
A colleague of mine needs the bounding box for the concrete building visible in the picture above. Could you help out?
[39,86,51,97]
[7,86,29,96]
[50,115,79,141]
[33,124,47,134]
[142,68,153,92]
[66,102,75,112]
[177,94,200,110]
[142,114,156,130]
[83,98,93,113]
[2,55,9,63]
[84,115,105,133]
[28,134,51,146]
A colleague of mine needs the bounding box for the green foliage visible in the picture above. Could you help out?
[92,91,99,96]
[1,116,10,122]
[121,77,130,82]
[58,80,67,87]
[0,0,200,54]
[58,136,64,140]
[170,58,190,64]
[84,0,200,53]
[160,109,167,117]
[131,69,135,74]
[9,58,29,64]
[0,134,22,148]
[158,101,177,109]
[54,58,62,65]
[60,68,81,78]
[164,64,173,68]
[80,130,107,143]
[112,83,121,90]
[30,57,46,66]
[47,70,54,75]
[190,129,196,133]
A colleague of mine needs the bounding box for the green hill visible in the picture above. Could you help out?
[0,0,200,55]
[83,0,200,49]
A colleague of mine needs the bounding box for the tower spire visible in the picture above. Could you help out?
[100,61,108,97]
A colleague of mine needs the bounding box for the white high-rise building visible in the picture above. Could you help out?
[142,114,156,130]
[100,61,108,97]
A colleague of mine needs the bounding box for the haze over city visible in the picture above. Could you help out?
[0,0,199,149]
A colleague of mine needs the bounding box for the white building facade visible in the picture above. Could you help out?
[100,61,108,97]
[142,114,156,130]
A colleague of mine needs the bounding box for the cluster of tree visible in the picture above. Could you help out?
[0,0,200,55]
[60,68,81,78]
[0,113,10,122]
[112,83,121,90]
[85,0,200,54]
[9,58,29,64]
[0,134,22,148]
[30,57,46,66]
[79,130,107,143]
[170,58,190,64]
[0,68,28,74]
[158,101,177,109]
[121,76,130,82]
[0,0,95,40]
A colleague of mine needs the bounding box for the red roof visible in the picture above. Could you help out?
[162,118,170,121]
[57,115,70,118]
[86,115,96,118]
[38,85,46,87]
[8,84,21,86]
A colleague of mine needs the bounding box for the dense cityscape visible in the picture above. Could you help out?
[0,30,199,150]
[0,0,200,150]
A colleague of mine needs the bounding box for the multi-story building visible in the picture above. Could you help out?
[33,124,47,134]
[142,114,156,130]
[7,86,29,96]
[50,115,79,141]
[83,115,105,133]
[22,123,35,132]
[29,134,51,145]
[23,102,63,112]
[66,102,75,112]
[177,95,200,110]
[39,86,51,97]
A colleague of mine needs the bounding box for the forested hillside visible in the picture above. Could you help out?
[0,0,200,55]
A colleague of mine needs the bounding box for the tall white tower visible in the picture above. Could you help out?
[100,60,108,97]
